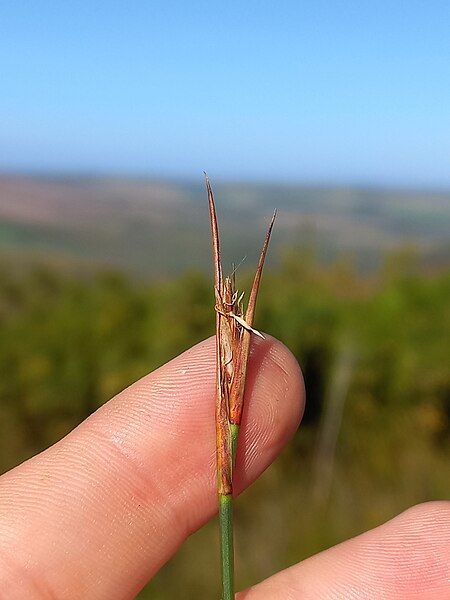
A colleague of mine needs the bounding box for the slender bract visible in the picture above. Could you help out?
[205,174,275,600]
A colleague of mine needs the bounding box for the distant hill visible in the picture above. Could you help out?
[0,175,449,276]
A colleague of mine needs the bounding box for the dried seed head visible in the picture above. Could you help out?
[206,174,276,493]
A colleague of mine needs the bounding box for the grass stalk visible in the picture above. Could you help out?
[205,174,275,599]
[219,494,234,600]
[230,423,239,467]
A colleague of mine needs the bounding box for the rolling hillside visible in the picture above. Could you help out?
[1,175,449,276]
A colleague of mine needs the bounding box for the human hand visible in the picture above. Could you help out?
[0,337,448,598]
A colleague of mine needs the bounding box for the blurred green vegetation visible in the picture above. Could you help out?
[0,250,448,598]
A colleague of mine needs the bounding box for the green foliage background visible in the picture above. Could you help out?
[0,250,448,598]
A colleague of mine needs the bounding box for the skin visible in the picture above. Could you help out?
[0,336,448,599]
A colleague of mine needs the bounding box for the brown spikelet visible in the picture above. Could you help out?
[206,174,276,495]
[229,210,276,425]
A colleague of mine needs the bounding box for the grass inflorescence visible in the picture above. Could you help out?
[205,174,275,600]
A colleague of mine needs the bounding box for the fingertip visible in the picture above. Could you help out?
[234,336,304,492]
[238,500,450,599]
[0,335,305,598]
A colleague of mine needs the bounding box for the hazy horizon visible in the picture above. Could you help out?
[2,169,450,195]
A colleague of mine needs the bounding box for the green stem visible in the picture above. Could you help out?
[231,423,240,466]
[219,424,239,599]
[219,494,234,600]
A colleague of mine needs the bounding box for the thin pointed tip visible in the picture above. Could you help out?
[205,172,222,288]
[268,209,277,229]
[264,209,277,239]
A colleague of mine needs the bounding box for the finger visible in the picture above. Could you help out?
[0,335,304,599]
[238,501,450,599]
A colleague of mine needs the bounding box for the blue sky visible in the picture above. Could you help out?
[1,1,450,186]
